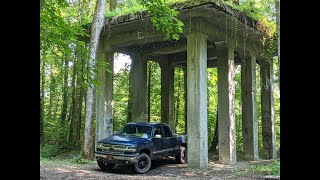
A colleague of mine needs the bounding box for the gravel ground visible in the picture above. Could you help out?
[40,158,272,180]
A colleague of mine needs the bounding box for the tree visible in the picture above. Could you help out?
[275,0,280,85]
[110,0,116,11]
[83,0,106,160]
[40,57,46,144]
[210,110,219,153]
[147,62,152,122]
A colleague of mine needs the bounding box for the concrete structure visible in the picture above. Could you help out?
[94,0,277,169]
[241,55,259,160]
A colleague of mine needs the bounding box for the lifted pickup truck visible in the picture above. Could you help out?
[95,122,187,173]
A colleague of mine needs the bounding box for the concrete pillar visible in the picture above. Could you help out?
[160,61,175,132]
[260,60,277,159]
[241,55,259,160]
[186,32,208,170]
[217,47,236,164]
[96,42,114,143]
[130,51,147,122]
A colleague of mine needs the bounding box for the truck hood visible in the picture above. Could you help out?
[98,135,150,146]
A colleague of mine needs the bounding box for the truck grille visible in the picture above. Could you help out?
[97,144,130,155]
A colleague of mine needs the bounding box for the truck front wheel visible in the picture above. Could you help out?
[133,153,151,174]
[175,146,187,164]
[97,160,116,171]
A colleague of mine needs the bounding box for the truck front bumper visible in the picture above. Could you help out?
[95,151,139,165]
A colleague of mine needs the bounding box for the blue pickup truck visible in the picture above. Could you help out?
[95,122,187,173]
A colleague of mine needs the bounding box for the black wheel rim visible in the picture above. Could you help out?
[138,157,149,170]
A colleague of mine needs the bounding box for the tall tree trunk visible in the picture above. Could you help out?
[210,109,219,153]
[175,68,182,131]
[110,0,116,11]
[40,59,46,144]
[183,68,187,135]
[60,59,69,134]
[127,65,133,123]
[49,63,54,120]
[231,0,239,5]
[69,56,78,145]
[87,0,92,16]
[83,0,106,160]
[76,55,85,146]
[147,62,152,122]
[275,0,280,87]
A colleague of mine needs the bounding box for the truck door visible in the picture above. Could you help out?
[152,125,166,157]
[162,125,176,155]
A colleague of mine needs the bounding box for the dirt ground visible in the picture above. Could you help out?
[40,157,275,180]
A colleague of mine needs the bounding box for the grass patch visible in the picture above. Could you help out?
[250,159,280,176]
[40,144,61,159]
[40,144,96,167]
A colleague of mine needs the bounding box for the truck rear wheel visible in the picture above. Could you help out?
[175,146,187,164]
[97,160,116,171]
[133,153,151,174]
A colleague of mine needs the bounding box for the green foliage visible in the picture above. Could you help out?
[104,0,184,40]
[148,61,162,122]
[250,160,280,176]
[174,67,185,133]
[222,0,276,36]
[234,65,243,151]
[40,144,61,159]
[113,57,130,131]
[207,68,218,143]
[68,154,91,164]
[139,0,184,40]
[105,2,144,17]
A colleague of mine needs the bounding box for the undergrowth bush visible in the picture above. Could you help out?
[250,160,280,176]
[40,144,61,159]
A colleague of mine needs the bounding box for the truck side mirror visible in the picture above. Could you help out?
[155,134,162,139]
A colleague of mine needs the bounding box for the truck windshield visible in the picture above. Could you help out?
[118,125,152,139]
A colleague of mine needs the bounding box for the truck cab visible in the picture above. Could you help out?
[95,122,187,173]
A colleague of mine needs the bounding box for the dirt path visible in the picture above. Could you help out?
[40,158,270,180]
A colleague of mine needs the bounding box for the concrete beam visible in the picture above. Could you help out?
[186,29,208,169]
[217,47,237,164]
[130,50,148,122]
[241,55,259,160]
[160,60,175,132]
[95,41,114,143]
[260,60,277,159]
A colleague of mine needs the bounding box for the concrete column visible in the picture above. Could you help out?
[160,61,175,132]
[96,42,114,143]
[186,32,208,170]
[241,55,259,160]
[130,51,147,122]
[217,47,236,164]
[260,60,276,159]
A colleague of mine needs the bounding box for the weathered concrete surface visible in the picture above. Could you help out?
[102,1,273,59]
[130,51,148,122]
[260,60,276,159]
[241,55,259,160]
[95,41,114,143]
[217,47,236,165]
[160,60,175,132]
[186,31,208,170]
